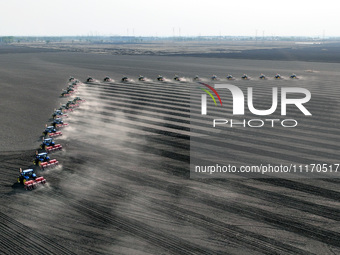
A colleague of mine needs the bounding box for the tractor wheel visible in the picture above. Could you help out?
[38,161,41,166]
[17,177,20,183]
[23,179,26,185]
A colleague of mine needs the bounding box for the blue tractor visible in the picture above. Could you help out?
[67,87,75,93]
[226,74,234,80]
[66,100,78,108]
[104,76,112,82]
[33,152,59,170]
[241,74,249,80]
[40,138,62,152]
[290,73,299,79]
[52,109,64,119]
[275,73,282,79]
[86,77,94,82]
[157,75,164,81]
[18,168,37,185]
[72,97,81,104]
[138,75,145,81]
[60,90,68,97]
[40,138,55,149]
[67,85,75,91]
[33,152,50,166]
[43,125,62,137]
[52,118,64,128]
[61,87,74,97]
[17,168,46,190]
[59,103,73,112]
[259,73,267,80]
[173,75,181,81]
[72,79,81,85]
[121,76,129,82]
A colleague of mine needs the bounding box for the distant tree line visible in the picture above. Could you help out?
[0,35,339,45]
[0,36,15,44]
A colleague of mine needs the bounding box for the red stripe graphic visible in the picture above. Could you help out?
[199,82,223,106]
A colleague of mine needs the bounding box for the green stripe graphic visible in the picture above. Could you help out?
[198,87,217,106]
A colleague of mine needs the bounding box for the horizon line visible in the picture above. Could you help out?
[0,35,339,39]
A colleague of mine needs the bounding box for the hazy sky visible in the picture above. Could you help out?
[1,0,338,37]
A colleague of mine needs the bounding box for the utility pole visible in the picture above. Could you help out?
[322,29,325,43]
[255,29,258,45]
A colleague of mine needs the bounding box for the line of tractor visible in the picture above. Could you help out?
[17,77,86,190]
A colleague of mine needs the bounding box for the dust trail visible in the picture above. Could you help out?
[102,80,115,84]
[176,77,192,83]
[143,78,153,82]
[199,77,210,82]
[305,70,320,73]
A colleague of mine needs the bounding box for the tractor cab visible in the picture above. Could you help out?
[43,125,62,137]
[275,73,282,79]
[44,126,57,134]
[259,74,267,79]
[41,138,55,148]
[66,100,75,107]
[290,73,298,79]
[52,118,64,128]
[34,152,50,165]
[61,90,69,96]
[73,79,80,84]
[226,74,234,80]
[59,104,70,110]
[18,169,36,184]
[53,110,63,118]
[157,75,164,81]
[72,97,83,103]
[241,74,249,80]
[67,87,74,93]
[104,76,112,82]
[54,118,63,124]
[37,152,49,160]
[52,117,68,128]
[211,75,217,81]
[174,75,180,81]
[21,169,36,179]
